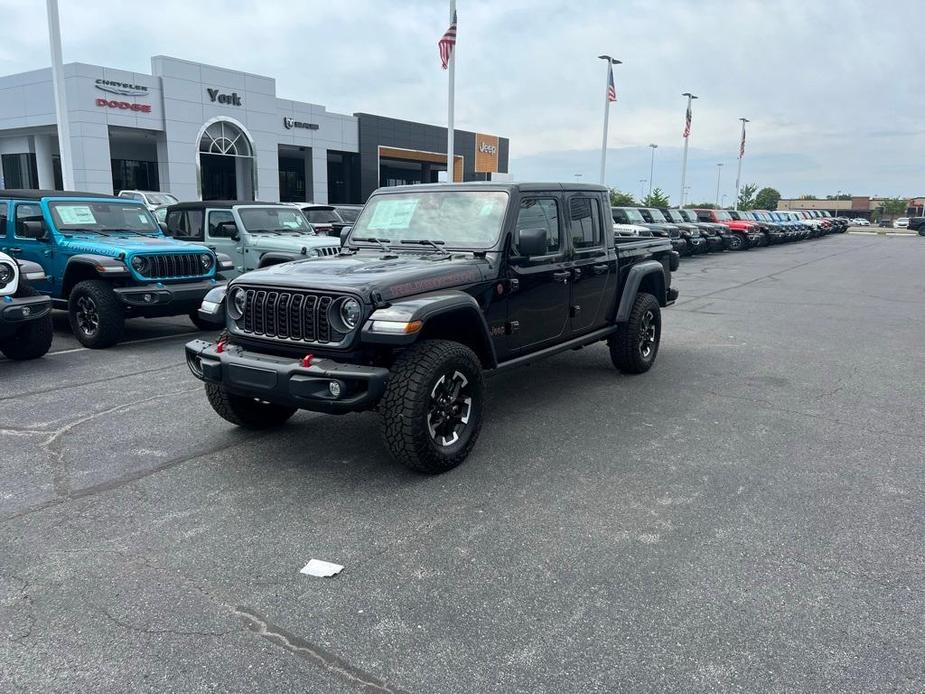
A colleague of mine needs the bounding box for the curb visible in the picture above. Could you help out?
[848,230,919,237]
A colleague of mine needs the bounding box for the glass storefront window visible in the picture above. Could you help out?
[1,153,39,189]
[111,159,159,195]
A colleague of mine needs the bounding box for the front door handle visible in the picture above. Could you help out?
[552,270,570,284]
[8,247,22,254]
[592,263,608,275]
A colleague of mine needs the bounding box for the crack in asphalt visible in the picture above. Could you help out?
[234,606,411,694]
[3,574,36,643]
[93,605,236,638]
[39,386,200,498]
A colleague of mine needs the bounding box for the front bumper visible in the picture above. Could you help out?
[670,238,689,255]
[185,339,390,414]
[688,237,707,253]
[703,235,725,251]
[0,294,52,326]
[114,279,225,316]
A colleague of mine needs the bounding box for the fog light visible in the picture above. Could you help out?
[186,352,204,379]
[328,381,342,398]
[21,306,31,317]
[143,293,153,303]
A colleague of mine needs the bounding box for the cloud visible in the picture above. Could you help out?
[1,0,922,198]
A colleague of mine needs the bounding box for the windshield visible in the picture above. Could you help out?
[350,191,508,248]
[678,209,697,223]
[617,207,645,223]
[49,201,161,235]
[646,208,668,223]
[713,210,733,221]
[145,193,178,206]
[662,209,683,223]
[154,207,168,223]
[304,208,344,224]
[238,207,315,234]
[337,207,361,223]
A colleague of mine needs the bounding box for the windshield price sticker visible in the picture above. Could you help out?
[56,205,97,225]
[368,199,418,230]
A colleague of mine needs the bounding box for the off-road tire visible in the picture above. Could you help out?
[726,233,745,250]
[204,383,297,429]
[189,310,222,331]
[609,292,661,374]
[0,284,53,360]
[380,339,484,474]
[67,279,124,349]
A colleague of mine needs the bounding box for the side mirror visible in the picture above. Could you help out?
[20,220,49,241]
[517,227,548,257]
[213,221,240,240]
[339,226,352,247]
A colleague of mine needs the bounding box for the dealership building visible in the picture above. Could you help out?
[0,56,509,204]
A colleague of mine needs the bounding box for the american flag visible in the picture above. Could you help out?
[438,11,457,70]
[683,101,692,138]
[739,124,746,158]
[607,64,617,102]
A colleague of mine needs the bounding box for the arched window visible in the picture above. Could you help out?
[198,120,253,157]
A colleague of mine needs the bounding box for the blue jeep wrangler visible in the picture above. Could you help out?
[0,190,232,348]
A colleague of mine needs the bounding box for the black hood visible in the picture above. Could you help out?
[228,251,491,302]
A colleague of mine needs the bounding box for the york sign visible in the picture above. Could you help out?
[207,88,242,106]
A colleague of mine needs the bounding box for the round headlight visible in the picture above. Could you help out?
[307,248,320,258]
[199,253,214,271]
[130,256,146,273]
[340,298,361,329]
[0,263,14,285]
[228,287,247,320]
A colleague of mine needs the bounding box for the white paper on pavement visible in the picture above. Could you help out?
[300,559,344,578]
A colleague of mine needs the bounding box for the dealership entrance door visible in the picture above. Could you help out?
[198,119,255,201]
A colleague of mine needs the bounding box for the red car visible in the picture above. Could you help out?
[693,209,764,250]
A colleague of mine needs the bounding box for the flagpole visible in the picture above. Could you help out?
[446,0,456,182]
[679,92,697,207]
[597,55,620,185]
[734,117,749,210]
[47,0,74,190]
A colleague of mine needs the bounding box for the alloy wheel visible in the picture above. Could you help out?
[639,310,657,359]
[75,295,99,336]
[426,370,473,447]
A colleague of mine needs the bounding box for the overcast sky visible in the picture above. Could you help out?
[1,0,922,202]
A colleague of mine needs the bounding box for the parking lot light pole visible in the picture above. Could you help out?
[46,0,74,190]
[733,117,749,210]
[679,92,698,208]
[714,163,723,207]
[598,55,621,184]
[648,144,657,196]
[639,178,647,201]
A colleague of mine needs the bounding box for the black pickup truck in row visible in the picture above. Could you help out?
[186,183,679,473]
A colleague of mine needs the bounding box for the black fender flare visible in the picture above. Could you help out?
[616,260,666,322]
[361,290,498,367]
[257,252,299,268]
[62,255,130,291]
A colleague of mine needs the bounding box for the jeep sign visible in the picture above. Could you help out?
[474,133,500,173]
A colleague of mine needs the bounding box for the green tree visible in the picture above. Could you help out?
[798,193,816,200]
[610,189,635,207]
[737,183,759,210]
[754,187,781,210]
[881,197,908,217]
[825,193,852,200]
[690,202,717,209]
[641,187,670,208]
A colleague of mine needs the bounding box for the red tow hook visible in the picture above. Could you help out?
[216,340,226,354]
[301,354,314,368]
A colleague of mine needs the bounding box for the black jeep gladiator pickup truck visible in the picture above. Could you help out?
[186,183,679,473]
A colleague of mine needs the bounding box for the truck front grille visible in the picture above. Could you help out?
[238,287,347,344]
[135,253,208,280]
[317,246,339,257]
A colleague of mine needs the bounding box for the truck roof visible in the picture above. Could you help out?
[0,189,117,200]
[373,182,609,194]
[166,201,289,210]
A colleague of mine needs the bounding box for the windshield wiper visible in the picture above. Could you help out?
[353,237,393,253]
[400,239,450,255]
[61,228,113,236]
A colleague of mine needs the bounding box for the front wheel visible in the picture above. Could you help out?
[67,280,124,348]
[0,285,53,360]
[205,384,297,429]
[726,234,745,251]
[609,292,661,374]
[189,310,222,331]
[380,340,484,474]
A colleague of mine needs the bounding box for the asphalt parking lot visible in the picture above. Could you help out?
[2,234,923,693]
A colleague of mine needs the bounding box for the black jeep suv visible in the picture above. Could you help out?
[187,183,678,473]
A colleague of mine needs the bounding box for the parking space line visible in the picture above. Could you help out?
[48,331,202,356]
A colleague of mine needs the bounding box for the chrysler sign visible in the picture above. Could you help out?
[95,79,149,97]
[284,117,319,131]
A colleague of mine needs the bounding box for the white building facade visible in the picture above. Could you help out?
[0,56,359,203]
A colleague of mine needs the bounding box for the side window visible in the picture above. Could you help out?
[568,197,602,250]
[0,204,7,238]
[515,198,560,255]
[165,210,185,237]
[14,204,44,239]
[186,210,204,241]
[207,210,235,236]
[613,209,629,224]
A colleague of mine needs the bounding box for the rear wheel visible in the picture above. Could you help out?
[67,280,124,348]
[204,384,297,429]
[0,284,53,360]
[609,292,661,374]
[380,340,484,474]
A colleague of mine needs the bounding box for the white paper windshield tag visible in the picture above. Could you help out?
[368,199,418,230]
[57,205,96,225]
